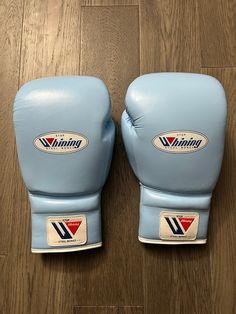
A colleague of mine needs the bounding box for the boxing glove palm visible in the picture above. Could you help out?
[14,76,115,252]
[122,73,227,244]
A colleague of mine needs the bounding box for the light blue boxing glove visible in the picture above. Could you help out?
[122,73,227,244]
[14,76,115,253]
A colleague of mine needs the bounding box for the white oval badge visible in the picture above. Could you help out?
[153,131,208,153]
[34,131,88,154]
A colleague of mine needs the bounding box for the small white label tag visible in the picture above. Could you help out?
[159,211,199,241]
[47,215,87,246]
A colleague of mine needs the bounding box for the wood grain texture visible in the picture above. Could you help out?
[74,306,143,314]
[74,307,117,314]
[6,1,82,314]
[201,68,236,314]
[140,0,200,73]
[77,5,142,305]
[0,0,24,255]
[20,0,81,83]
[1,1,236,313]
[143,245,213,314]
[0,256,7,313]
[198,0,236,67]
[81,0,139,5]
[118,307,143,314]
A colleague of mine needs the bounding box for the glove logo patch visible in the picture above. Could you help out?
[160,211,199,241]
[34,131,88,154]
[153,131,208,153]
[47,215,87,246]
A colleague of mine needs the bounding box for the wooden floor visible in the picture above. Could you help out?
[0,0,236,313]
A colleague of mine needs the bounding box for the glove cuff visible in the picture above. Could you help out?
[138,185,211,244]
[29,192,102,253]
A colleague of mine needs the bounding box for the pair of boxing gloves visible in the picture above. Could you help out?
[13,73,227,253]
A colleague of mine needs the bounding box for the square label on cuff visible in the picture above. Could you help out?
[159,211,199,241]
[47,215,87,246]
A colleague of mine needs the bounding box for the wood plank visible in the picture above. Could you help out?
[8,1,82,314]
[201,68,236,314]
[140,0,200,73]
[139,2,214,314]
[20,0,81,84]
[142,245,213,314]
[78,5,142,306]
[74,306,144,314]
[198,0,236,67]
[0,0,24,255]
[74,306,117,314]
[0,256,7,313]
[9,3,141,314]
[118,306,144,314]
[81,0,139,5]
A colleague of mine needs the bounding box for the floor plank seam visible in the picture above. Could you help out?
[201,66,236,69]
[17,0,25,89]
[138,1,141,76]
[73,305,144,307]
[81,4,139,8]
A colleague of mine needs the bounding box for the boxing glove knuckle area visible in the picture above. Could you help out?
[122,72,227,245]
[13,76,115,253]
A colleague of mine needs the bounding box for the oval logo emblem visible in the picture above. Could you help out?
[34,131,88,154]
[153,131,208,153]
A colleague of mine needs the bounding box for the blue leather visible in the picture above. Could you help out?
[138,186,210,241]
[14,76,115,252]
[122,73,227,244]
[30,193,101,249]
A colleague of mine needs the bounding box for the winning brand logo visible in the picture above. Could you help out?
[34,131,88,154]
[51,220,82,239]
[159,211,199,241]
[165,216,195,235]
[153,131,208,153]
[47,215,87,247]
